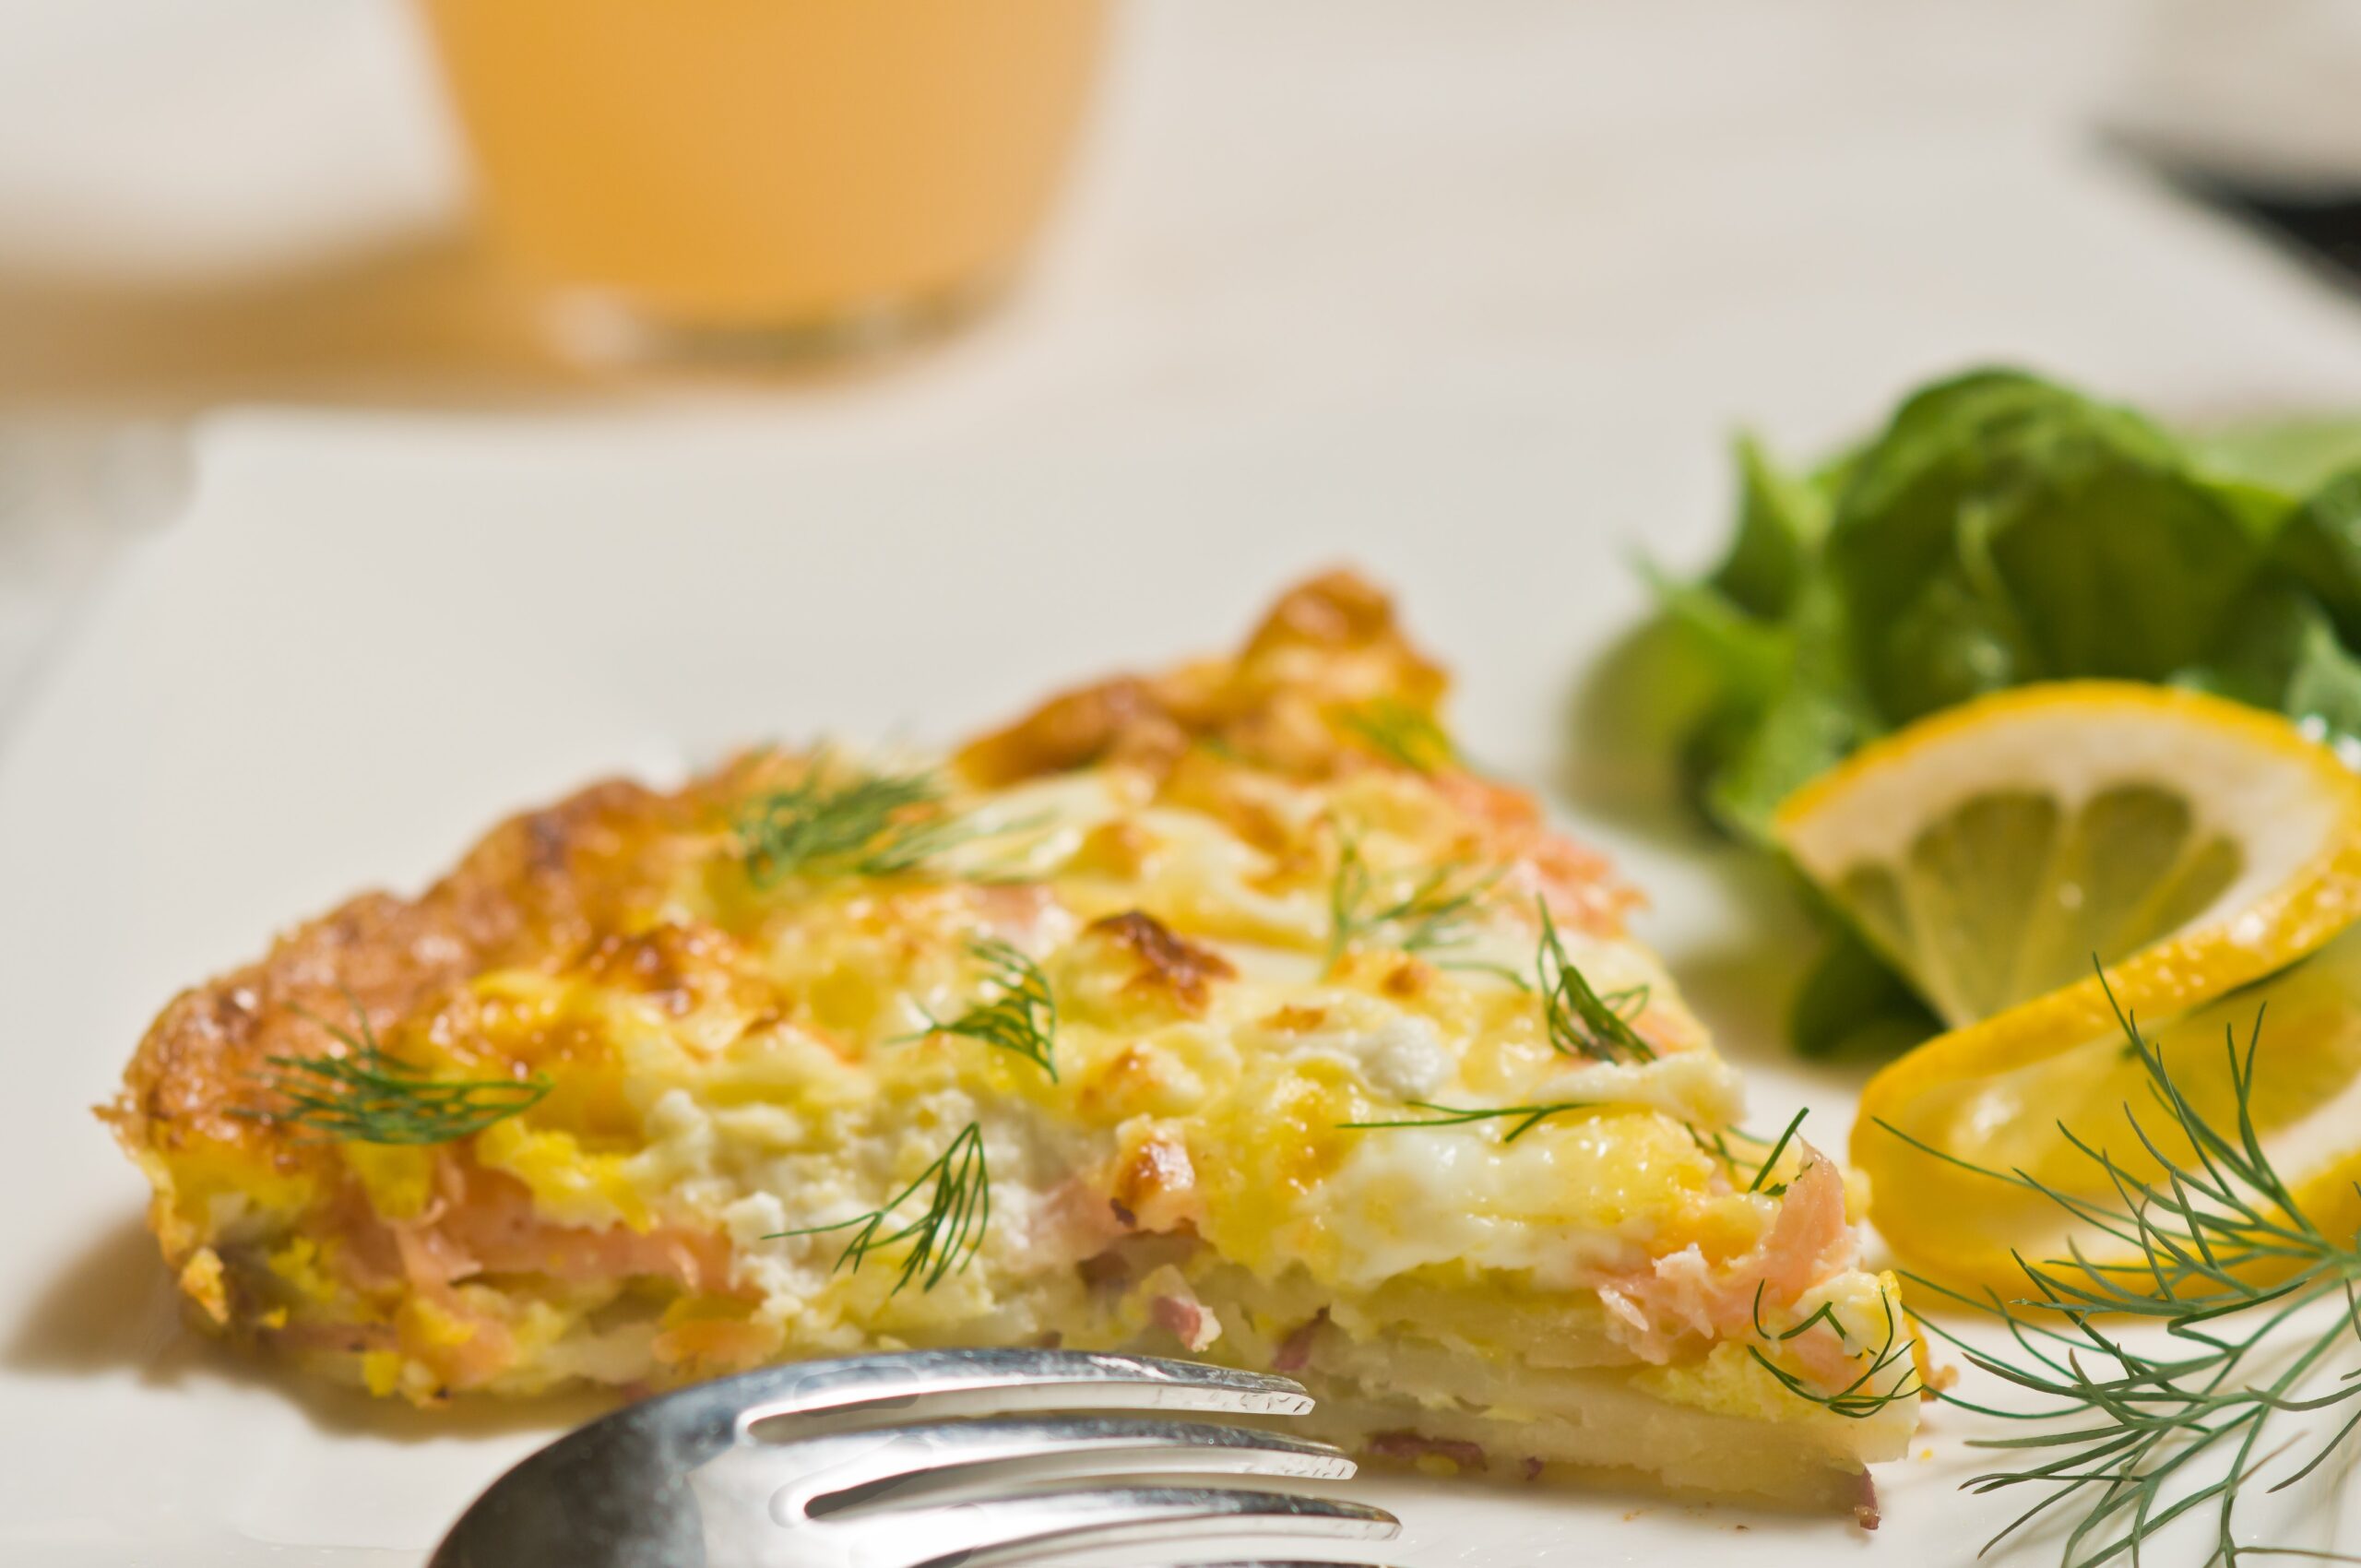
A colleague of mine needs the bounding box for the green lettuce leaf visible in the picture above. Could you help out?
[2175,582,2361,753]
[1789,920,1944,1062]
[1826,370,2272,721]
[2194,415,2361,496]
[1707,434,1831,620]
[2272,471,2361,645]
[1693,575,1876,845]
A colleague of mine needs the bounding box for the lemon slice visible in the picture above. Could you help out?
[1776,682,2361,1030]
[1786,681,2361,1296]
[1854,921,2361,1295]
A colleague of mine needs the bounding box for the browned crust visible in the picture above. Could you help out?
[1085,910,1237,1016]
[101,779,681,1165]
[955,569,1447,787]
[955,675,1194,787]
[1109,1127,1201,1234]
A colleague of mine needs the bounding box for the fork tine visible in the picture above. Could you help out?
[731,1349,1312,1438]
[782,1417,1355,1515]
[434,1353,1381,1568]
[844,1485,1400,1568]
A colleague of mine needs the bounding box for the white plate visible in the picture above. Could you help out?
[0,407,2341,1565]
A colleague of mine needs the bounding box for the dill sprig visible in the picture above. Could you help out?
[1325,826,1502,970]
[1338,907,1683,1146]
[1536,900,1657,1063]
[1747,1276,1924,1420]
[1744,1105,1809,1193]
[1686,1105,1812,1196]
[1753,1280,1853,1347]
[736,759,974,886]
[1347,1092,1813,1194]
[917,939,1059,1081]
[1341,1097,1605,1143]
[238,997,549,1146]
[1868,972,2361,1565]
[1338,697,1457,774]
[1434,957,1535,992]
[770,1123,991,1296]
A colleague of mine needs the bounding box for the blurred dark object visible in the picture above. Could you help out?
[2110,0,2361,296]
[2141,152,2361,297]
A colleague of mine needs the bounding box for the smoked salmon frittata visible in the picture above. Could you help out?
[105,571,1916,1511]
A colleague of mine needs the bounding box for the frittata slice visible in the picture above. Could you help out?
[105,572,1916,1512]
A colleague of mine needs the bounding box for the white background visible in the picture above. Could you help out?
[7,0,2361,740]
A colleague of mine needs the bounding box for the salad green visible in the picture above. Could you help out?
[1650,367,2361,1055]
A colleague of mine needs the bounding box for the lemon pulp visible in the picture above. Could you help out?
[1834,783,2244,1027]
[1778,682,2361,1036]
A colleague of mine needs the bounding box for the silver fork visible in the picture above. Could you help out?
[429,1348,1404,1568]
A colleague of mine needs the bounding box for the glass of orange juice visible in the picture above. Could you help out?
[416,0,1108,350]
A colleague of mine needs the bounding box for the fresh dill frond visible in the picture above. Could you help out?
[1325,826,1503,970]
[1340,906,1683,1145]
[238,996,549,1146]
[1683,1107,1808,1196]
[1685,1123,1747,1180]
[1752,1284,1851,1347]
[1747,1279,1922,1420]
[918,939,1059,1081]
[1600,982,1651,1020]
[1434,957,1535,992]
[735,758,973,886]
[1535,899,1657,1063]
[1746,1106,1809,1194]
[1341,1098,1602,1144]
[770,1122,991,1296]
[1863,968,2361,1565]
[1338,697,1456,774]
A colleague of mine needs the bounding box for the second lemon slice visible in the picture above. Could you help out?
[1855,919,2361,1296]
[1775,682,2361,1030]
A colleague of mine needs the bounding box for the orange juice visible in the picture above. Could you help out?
[417,0,1107,332]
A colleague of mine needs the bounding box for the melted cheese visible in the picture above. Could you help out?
[421,756,1761,1336]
